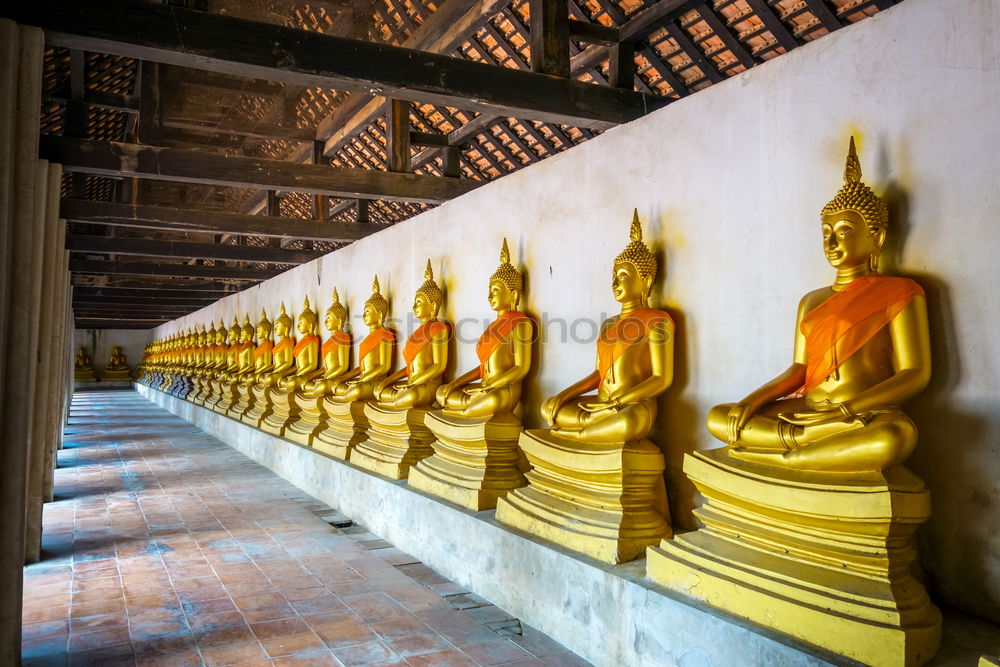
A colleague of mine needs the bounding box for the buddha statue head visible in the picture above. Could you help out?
[227,317,241,345]
[488,238,523,312]
[256,307,272,341]
[274,303,292,338]
[207,321,217,345]
[612,209,657,306]
[240,314,254,344]
[215,320,227,345]
[196,325,205,346]
[325,288,347,332]
[413,259,443,320]
[820,137,889,272]
[363,275,388,329]
[297,296,318,336]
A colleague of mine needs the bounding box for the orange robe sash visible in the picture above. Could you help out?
[597,308,672,387]
[475,311,531,377]
[293,335,319,357]
[322,331,352,357]
[254,340,273,360]
[273,338,293,356]
[403,321,450,378]
[359,327,395,362]
[800,274,924,393]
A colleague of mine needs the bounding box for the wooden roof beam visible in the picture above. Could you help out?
[41,137,479,204]
[69,259,278,280]
[74,286,225,300]
[13,0,661,130]
[61,199,375,242]
[67,234,324,264]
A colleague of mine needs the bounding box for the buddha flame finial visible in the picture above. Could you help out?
[490,237,523,293]
[821,136,888,235]
[275,302,292,330]
[614,209,657,280]
[328,287,347,321]
[366,274,388,319]
[416,258,443,306]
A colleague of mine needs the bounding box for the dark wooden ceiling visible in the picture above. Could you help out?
[11,0,899,329]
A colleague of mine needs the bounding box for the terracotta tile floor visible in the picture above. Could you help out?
[23,390,590,667]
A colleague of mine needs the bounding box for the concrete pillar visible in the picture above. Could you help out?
[0,21,43,666]
[43,244,70,504]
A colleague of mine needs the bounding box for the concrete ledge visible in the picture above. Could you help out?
[135,384,838,667]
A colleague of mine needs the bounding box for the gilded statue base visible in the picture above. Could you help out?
[350,404,435,480]
[645,447,940,667]
[74,370,97,382]
[408,411,525,511]
[227,386,255,419]
[203,379,225,409]
[311,399,368,459]
[174,376,194,399]
[102,369,132,382]
[190,377,212,405]
[260,390,300,436]
[212,380,241,415]
[494,430,670,565]
[283,394,327,446]
[241,386,271,428]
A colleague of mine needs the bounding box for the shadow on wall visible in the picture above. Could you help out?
[883,178,1000,623]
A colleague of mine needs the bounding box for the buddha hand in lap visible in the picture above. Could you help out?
[710,138,930,472]
[540,211,674,443]
[330,276,395,402]
[302,289,352,397]
[277,297,321,393]
[436,239,532,418]
[374,260,450,410]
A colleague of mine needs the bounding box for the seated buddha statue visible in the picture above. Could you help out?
[210,318,243,412]
[217,315,255,414]
[192,322,221,405]
[261,298,321,435]
[205,319,239,408]
[410,239,534,510]
[74,346,96,382]
[230,310,272,418]
[284,289,353,446]
[311,277,396,458]
[101,345,132,381]
[495,212,674,564]
[709,138,930,473]
[353,261,453,479]
[243,303,296,428]
[373,260,450,410]
[645,139,940,667]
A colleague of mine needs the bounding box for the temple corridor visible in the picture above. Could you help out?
[21,390,587,667]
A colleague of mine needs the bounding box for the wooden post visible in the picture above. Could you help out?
[0,21,43,665]
[442,146,461,178]
[608,41,635,90]
[357,199,370,224]
[387,99,411,173]
[530,0,570,77]
[312,141,328,221]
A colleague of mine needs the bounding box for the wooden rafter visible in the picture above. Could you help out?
[66,234,324,264]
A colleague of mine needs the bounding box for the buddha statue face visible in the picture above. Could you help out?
[487,279,518,313]
[215,326,226,345]
[325,309,344,333]
[256,322,271,341]
[274,317,289,338]
[362,303,382,329]
[822,212,885,271]
[239,327,251,344]
[297,314,316,336]
[412,293,438,320]
[612,261,652,304]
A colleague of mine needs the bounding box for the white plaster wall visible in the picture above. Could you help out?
[73,329,148,377]
[154,0,1000,621]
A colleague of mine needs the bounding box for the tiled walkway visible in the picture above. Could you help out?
[22,390,589,667]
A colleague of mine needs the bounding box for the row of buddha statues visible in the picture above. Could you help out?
[134,139,939,667]
[74,345,133,382]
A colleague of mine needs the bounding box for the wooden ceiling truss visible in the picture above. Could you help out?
[5,0,899,327]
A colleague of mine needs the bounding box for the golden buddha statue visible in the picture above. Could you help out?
[312,276,396,459]
[284,289,353,446]
[74,346,96,382]
[205,318,240,410]
[243,303,295,428]
[101,345,132,382]
[192,321,221,405]
[172,330,196,397]
[231,309,273,419]
[261,297,321,435]
[158,334,176,392]
[646,138,940,667]
[410,239,534,510]
[184,325,209,402]
[216,315,255,415]
[352,260,451,479]
[495,212,674,564]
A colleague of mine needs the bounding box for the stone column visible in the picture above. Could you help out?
[0,20,44,666]
[43,246,69,504]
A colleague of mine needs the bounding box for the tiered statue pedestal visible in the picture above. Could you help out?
[312,399,368,459]
[495,430,670,564]
[284,394,327,446]
[260,389,300,436]
[646,447,941,667]
[241,386,271,428]
[351,404,435,479]
[228,383,256,419]
[170,375,192,398]
[212,379,241,415]
[102,369,132,383]
[408,411,525,511]
[159,374,174,392]
[74,370,96,382]
[191,376,213,405]
[203,379,225,410]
